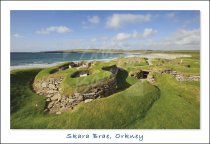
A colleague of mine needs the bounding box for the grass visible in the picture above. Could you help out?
[116,57,148,73]
[10,68,45,113]
[127,74,200,129]
[60,61,116,96]
[35,62,71,80]
[11,68,160,129]
[10,51,200,129]
[150,53,200,76]
[61,70,112,96]
[34,60,115,96]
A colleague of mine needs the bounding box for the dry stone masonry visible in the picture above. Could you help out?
[162,69,200,81]
[33,63,118,114]
[147,75,156,84]
[130,70,150,79]
[129,68,199,84]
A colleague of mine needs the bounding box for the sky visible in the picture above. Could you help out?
[11,10,200,52]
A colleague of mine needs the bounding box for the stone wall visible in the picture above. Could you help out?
[162,69,200,81]
[130,70,150,79]
[33,77,63,97]
[33,65,118,114]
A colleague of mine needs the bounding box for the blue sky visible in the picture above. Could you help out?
[11,10,200,52]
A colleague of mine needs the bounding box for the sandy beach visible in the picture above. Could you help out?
[139,53,191,59]
[10,53,191,70]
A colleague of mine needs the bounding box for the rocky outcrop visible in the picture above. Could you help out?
[162,69,200,81]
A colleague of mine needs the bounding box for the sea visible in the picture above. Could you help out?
[11,52,134,69]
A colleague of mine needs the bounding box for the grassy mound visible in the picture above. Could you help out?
[10,53,200,129]
[35,62,72,80]
[116,57,149,72]
[11,68,160,129]
[128,74,200,129]
[34,61,116,96]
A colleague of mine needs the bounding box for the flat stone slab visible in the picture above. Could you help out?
[56,111,61,115]
[85,99,93,103]
[51,94,61,101]
[47,90,56,94]
[48,84,56,89]
[47,101,54,109]
[41,82,47,88]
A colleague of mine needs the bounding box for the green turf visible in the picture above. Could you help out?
[11,69,160,129]
[10,51,200,129]
[127,74,200,129]
[34,60,116,96]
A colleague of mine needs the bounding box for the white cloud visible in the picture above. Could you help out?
[112,28,199,50]
[113,28,157,42]
[106,14,152,28]
[168,29,200,45]
[142,28,200,50]
[88,16,100,24]
[91,38,97,42]
[13,33,23,38]
[114,33,131,41]
[142,28,157,38]
[165,12,176,18]
[36,26,71,34]
[82,16,100,29]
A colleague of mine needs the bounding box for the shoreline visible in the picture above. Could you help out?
[10,58,119,70]
[10,53,191,70]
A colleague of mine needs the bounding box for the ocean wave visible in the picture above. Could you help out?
[10,58,114,70]
[10,54,136,70]
[10,62,64,70]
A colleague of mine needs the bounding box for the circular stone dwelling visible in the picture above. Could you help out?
[33,61,119,114]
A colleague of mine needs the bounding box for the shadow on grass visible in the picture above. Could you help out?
[10,69,42,113]
[116,68,131,91]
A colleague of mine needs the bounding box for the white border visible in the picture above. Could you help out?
[1,1,209,143]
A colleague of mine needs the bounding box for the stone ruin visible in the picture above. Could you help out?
[130,70,150,79]
[71,70,90,78]
[130,70,155,84]
[50,61,93,73]
[33,63,119,114]
[162,69,200,81]
[69,61,92,69]
[147,75,156,84]
[50,63,74,74]
[49,61,93,75]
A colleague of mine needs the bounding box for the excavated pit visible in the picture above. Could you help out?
[71,70,90,78]
[131,70,149,79]
[33,63,119,114]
